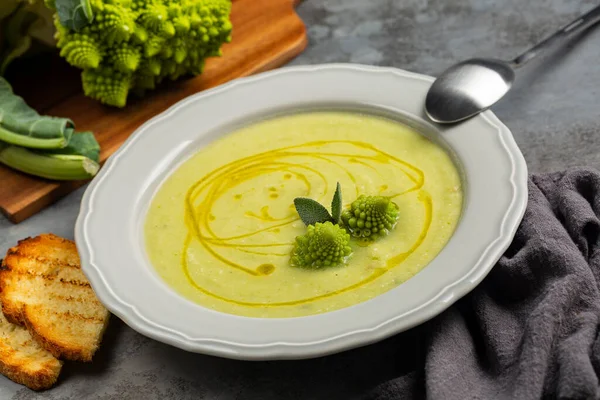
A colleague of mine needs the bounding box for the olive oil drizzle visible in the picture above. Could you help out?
[181,141,431,304]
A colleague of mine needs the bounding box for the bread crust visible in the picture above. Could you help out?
[0,234,110,363]
[0,300,62,391]
[0,341,62,391]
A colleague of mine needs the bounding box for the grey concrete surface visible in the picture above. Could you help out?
[2,0,600,398]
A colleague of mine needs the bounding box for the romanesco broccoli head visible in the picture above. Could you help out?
[290,222,353,269]
[46,0,232,107]
[341,195,400,241]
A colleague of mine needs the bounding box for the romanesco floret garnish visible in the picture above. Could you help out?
[291,222,353,269]
[44,0,232,107]
[341,195,400,241]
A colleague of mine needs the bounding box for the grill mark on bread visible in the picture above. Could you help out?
[45,310,106,324]
[46,293,102,306]
[58,279,91,288]
[3,252,80,270]
[3,271,91,287]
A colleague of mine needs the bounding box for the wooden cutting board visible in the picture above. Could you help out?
[0,0,307,223]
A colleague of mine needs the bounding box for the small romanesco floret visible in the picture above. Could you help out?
[341,195,400,241]
[45,0,232,107]
[290,222,353,269]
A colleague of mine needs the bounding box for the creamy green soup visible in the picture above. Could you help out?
[145,111,463,318]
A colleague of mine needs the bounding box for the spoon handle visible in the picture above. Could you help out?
[510,4,600,68]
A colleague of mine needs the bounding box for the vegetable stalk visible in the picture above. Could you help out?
[0,143,99,180]
[0,125,71,149]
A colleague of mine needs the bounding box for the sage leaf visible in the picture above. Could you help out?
[331,182,342,224]
[294,198,333,226]
[55,0,94,31]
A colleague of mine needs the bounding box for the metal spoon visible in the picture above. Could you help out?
[425,4,600,124]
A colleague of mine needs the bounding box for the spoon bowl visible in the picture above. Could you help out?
[425,58,515,124]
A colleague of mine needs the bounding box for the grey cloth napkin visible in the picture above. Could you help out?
[365,167,600,400]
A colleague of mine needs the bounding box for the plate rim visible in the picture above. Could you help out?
[75,63,528,360]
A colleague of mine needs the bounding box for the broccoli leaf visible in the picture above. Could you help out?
[0,1,57,75]
[1,2,37,74]
[42,131,100,162]
[0,77,73,147]
[0,1,19,21]
[55,0,94,31]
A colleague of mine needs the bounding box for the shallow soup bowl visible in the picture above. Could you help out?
[75,64,528,360]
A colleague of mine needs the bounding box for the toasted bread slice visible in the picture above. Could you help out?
[0,300,62,391]
[0,234,110,362]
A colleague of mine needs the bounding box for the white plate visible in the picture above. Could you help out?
[75,64,528,360]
